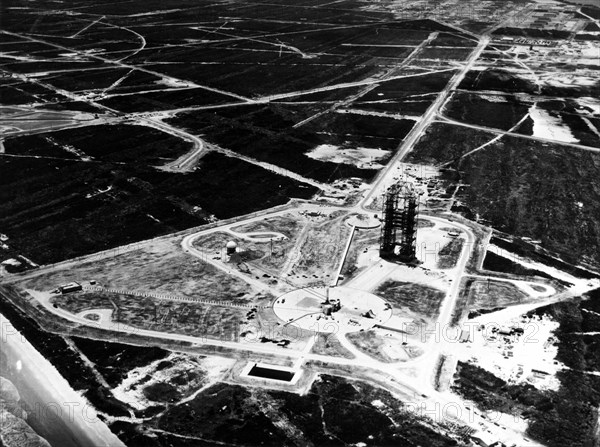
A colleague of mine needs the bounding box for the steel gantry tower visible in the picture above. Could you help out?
[379,181,419,262]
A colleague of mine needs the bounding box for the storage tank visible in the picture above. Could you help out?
[226,241,237,255]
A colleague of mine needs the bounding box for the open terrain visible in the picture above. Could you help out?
[2,0,600,446]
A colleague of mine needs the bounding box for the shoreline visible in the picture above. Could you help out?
[0,312,125,447]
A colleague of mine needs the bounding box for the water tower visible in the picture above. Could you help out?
[226,241,237,255]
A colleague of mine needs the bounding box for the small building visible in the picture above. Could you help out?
[471,431,499,447]
[362,309,376,319]
[498,326,512,336]
[512,326,524,335]
[58,282,82,294]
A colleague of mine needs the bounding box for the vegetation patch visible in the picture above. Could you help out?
[52,291,247,340]
[483,251,571,287]
[151,375,466,447]
[457,139,600,269]
[450,278,528,325]
[405,122,495,165]
[375,280,445,319]
[453,293,600,447]
[311,333,355,359]
[437,238,464,269]
[444,92,531,130]
[4,124,193,165]
[0,153,315,264]
[71,336,169,387]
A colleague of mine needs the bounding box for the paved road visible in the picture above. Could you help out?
[1,23,580,445]
[359,35,490,210]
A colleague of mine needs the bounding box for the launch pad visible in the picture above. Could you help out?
[273,286,392,333]
[379,181,419,263]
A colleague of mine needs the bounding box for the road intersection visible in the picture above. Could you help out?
[2,24,592,446]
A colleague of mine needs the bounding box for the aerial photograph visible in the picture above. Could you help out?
[0,0,599,446]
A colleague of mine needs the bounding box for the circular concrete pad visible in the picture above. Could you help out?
[273,286,392,333]
[346,214,381,229]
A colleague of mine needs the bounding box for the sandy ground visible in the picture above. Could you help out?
[486,243,600,294]
[0,314,124,447]
[528,105,578,143]
[111,353,234,411]
[457,313,562,391]
[305,144,391,169]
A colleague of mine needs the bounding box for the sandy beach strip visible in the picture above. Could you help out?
[1,313,125,447]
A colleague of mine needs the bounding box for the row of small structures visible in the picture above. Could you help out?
[82,285,268,310]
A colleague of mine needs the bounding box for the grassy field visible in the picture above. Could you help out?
[311,333,355,359]
[194,213,308,279]
[346,331,397,363]
[290,212,352,285]
[375,280,446,319]
[21,238,271,304]
[450,278,529,325]
[346,330,421,362]
[51,291,246,340]
[437,238,464,269]
[340,227,380,279]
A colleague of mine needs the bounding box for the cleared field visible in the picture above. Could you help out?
[341,227,380,279]
[311,333,355,359]
[346,330,421,362]
[51,291,246,340]
[193,228,303,280]
[230,213,304,240]
[375,280,446,319]
[286,211,353,286]
[437,238,464,269]
[450,278,529,325]
[21,238,271,304]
